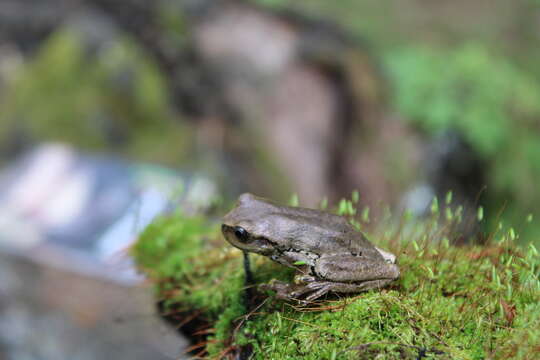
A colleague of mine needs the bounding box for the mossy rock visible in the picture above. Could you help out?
[132,204,540,359]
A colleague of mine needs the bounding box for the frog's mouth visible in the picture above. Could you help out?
[221,224,274,255]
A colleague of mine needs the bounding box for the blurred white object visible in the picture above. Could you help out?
[0,143,217,283]
[401,183,435,216]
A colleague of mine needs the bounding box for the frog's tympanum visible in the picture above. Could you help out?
[222,193,399,301]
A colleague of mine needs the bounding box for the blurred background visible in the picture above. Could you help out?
[0,0,539,358]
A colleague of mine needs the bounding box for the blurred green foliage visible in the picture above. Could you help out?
[0,30,191,165]
[384,44,540,241]
[385,44,540,158]
[1,1,538,243]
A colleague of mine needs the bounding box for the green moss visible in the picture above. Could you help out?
[0,29,192,166]
[383,44,540,245]
[132,202,540,359]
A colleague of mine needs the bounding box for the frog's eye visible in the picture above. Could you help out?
[234,226,249,243]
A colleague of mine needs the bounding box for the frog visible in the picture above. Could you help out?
[221,193,399,302]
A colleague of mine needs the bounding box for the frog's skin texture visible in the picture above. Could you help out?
[222,193,399,301]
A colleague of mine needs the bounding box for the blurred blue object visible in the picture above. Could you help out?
[0,143,216,282]
[0,143,217,360]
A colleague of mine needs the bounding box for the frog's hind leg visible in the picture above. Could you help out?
[314,255,400,282]
[260,280,339,301]
[261,278,394,302]
[304,279,394,302]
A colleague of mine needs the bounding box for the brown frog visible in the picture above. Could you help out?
[222,193,399,301]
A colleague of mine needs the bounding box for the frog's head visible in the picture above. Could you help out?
[222,193,279,255]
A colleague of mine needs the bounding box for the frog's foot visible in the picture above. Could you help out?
[294,274,317,284]
[260,280,330,302]
[260,278,394,302]
[301,279,394,302]
[261,280,361,302]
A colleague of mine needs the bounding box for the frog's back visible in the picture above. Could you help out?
[240,193,381,257]
[279,205,380,255]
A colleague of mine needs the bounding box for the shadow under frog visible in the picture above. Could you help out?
[222,193,399,302]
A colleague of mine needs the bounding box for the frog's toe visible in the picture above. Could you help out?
[289,286,313,298]
[304,286,333,302]
[289,281,333,300]
[294,274,317,284]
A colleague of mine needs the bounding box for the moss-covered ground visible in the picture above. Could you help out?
[132,198,540,359]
